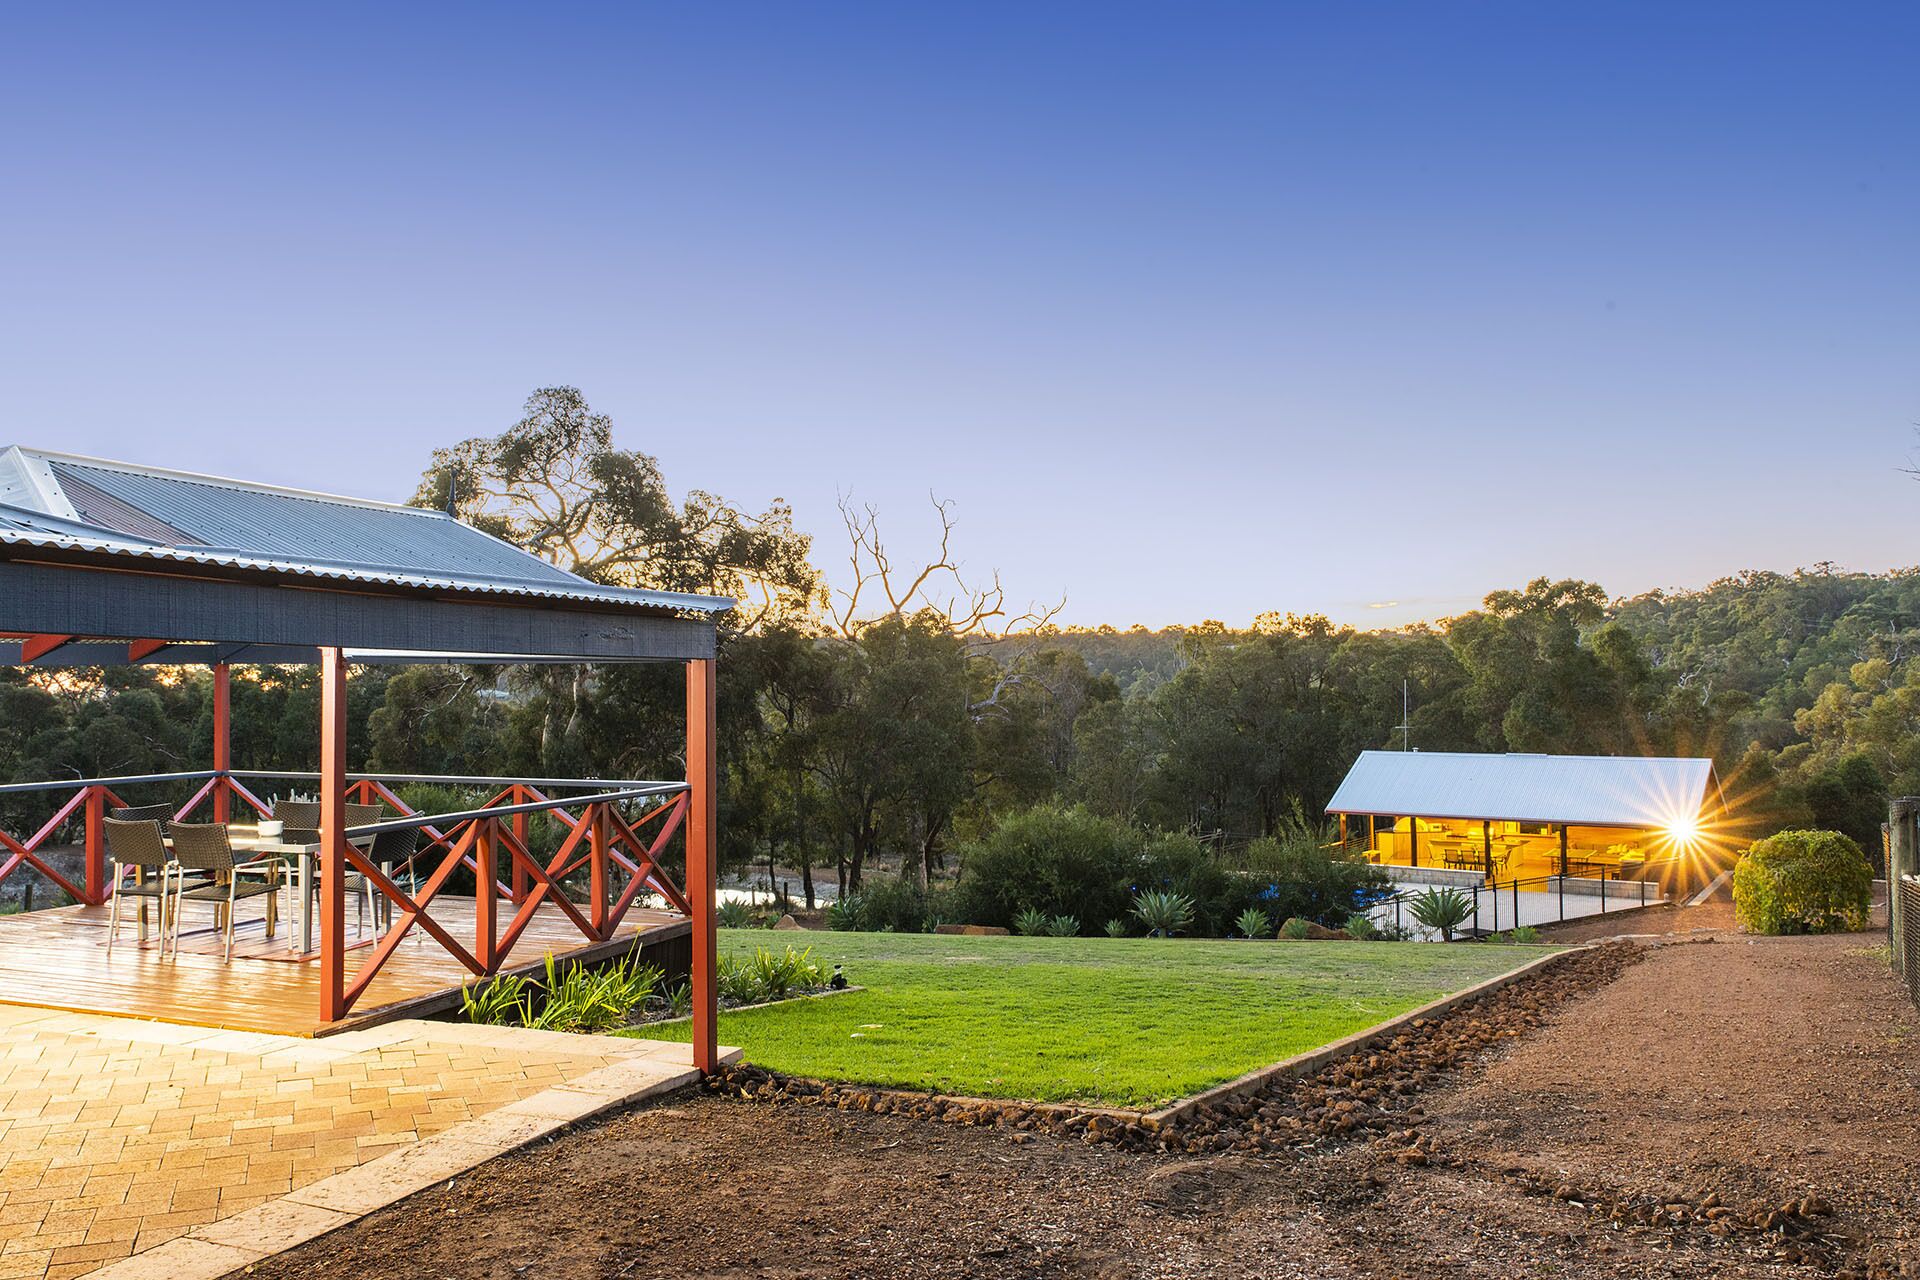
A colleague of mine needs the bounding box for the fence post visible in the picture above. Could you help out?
[83,785,106,905]
[1512,880,1519,930]
[511,786,530,906]
[1890,799,1919,980]
[1557,873,1564,922]
[475,818,498,972]
[1599,875,1607,913]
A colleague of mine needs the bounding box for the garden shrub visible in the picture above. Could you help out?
[1234,906,1271,939]
[950,804,1145,930]
[1278,916,1312,940]
[1732,829,1872,935]
[857,874,931,933]
[1136,831,1262,936]
[1343,911,1378,940]
[1239,831,1393,927]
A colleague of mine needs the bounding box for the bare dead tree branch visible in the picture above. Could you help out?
[827,492,1064,642]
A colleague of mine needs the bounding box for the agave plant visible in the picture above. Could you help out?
[1041,914,1080,938]
[1103,918,1129,938]
[1013,906,1052,936]
[716,898,755,929]
[1343,911,1379,940]
[826,894,867,932]
[1279,915,1313,940]
[1234,907,1271,940]
[1131,889,1195,937]
[1409,887,1474,941]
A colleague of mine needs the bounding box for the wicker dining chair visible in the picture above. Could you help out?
[343,803,386,927]
[276,799,384,926]
[167,822,282,960]
[362,824,421,931]
[110,802,175,824]
[102,818,177,955]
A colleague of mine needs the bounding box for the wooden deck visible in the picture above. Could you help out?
[0,895,690,1037]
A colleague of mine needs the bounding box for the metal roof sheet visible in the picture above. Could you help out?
[1325,750,1719,828]
[0,448,733,615]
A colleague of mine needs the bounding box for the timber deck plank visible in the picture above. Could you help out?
[0,898,687,1036]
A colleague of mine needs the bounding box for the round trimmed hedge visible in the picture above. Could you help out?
[1731,829,1872,935]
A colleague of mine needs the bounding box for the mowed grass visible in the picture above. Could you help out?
[639,930,1556,1107]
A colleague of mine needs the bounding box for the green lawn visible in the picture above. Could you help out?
[637,930,1556,1107]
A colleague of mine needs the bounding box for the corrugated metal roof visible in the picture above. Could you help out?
[1326,750,1719,828]
[0,448,733,615]
[49,458,583,586]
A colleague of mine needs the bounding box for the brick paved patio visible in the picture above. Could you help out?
[0,1005,699,1279]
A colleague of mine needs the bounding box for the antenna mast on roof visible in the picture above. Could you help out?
[445,471,458,519]
[1396,678,1412,751]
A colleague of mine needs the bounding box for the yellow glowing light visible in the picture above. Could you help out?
[1663,814,1702,846]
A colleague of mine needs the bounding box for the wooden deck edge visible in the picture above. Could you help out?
[1135,945,1586,1128]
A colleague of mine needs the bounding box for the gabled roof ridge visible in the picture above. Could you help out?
[1353,748,1706,765]
[22,447,449,518]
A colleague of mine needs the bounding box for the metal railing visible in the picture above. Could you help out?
[0,768,694,1017]
[1377,860,1674,939]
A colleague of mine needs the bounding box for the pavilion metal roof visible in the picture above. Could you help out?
[1326,750,1721,828]
[0,447,732,615]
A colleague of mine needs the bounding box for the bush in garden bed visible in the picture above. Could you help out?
[1732,829,1872,935]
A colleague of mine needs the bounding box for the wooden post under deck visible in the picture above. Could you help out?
[1409,817,1419,867]
[687,656,718,1073]
[318,647,348,1023]
[1483,819,1493,879]
[1559,823,1569,877]
[212,663,232,824]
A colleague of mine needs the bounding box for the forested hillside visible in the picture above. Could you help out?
[1,390,1907,894]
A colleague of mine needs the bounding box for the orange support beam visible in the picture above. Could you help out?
[211,663,232,823]
[19,635,73,663]
[318,648,348,1023]
[128,640,167,662]
[686,656,718,1074]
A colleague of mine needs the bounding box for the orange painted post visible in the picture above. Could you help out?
[511,789,530,905]
[211,663,232,823]
[686,657,718,1073]
[319,648,349,1023]
[475,818,497,971]
[83,786,106,904]
[590,803,608,936]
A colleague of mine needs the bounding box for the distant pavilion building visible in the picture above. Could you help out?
[1326,750,1724,883]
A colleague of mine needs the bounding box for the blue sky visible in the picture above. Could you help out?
[1,4,1914,627]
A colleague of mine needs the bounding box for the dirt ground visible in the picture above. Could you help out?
[254,921,1920,1280]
